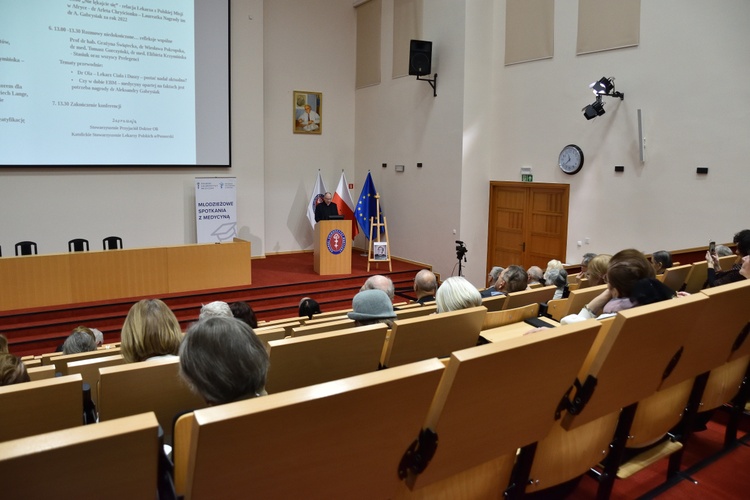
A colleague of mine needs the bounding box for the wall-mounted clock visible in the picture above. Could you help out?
[558,144,584,175]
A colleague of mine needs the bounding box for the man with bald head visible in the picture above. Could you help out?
[314,192,339,222]
[413,269,437,304]
[361,275,395,300]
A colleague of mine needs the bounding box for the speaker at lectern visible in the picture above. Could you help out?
[314,220,352,275]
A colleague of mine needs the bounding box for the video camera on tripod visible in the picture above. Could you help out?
[455,240,467,276]
[455,240,467,261]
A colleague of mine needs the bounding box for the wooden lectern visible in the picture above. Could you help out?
[314,220,352,275]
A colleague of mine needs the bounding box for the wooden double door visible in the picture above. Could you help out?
[487,181,569,272]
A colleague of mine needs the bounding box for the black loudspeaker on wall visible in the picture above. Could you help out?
[409,40,432,76]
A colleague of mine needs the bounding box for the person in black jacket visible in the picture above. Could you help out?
[314,192,338,222]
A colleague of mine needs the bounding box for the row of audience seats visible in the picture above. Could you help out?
[4,236,123,256]
[2,280,748,498]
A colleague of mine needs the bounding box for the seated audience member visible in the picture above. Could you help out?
[715,244,734,257]
[0,354,30,386]
[546,259,564,272]
[121,299,183,363]
[436,276,482,313]
[650,250,673,275]
[347,289,397,328]
[91,328,104,347]
[481,265,528,297]
[413,269,438,304]
[62,327,98,355]
[527,266,544,286]
[576,253,597,281]
[361,275,395,300]
[0,334,8,354]
[561,249,674,324]
[199,301,233,320]
[229,301,258,329]
[584,254,612,286]
[487,266,504,288]
[298,297,322,319]
[545,268,569,299]
[180,317,269,404]
[706,229,750,287]
[740,255,750,280]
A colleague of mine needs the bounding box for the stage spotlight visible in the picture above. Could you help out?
[583,97,605,120]
[590,77,614,95]
[583,76,623,120]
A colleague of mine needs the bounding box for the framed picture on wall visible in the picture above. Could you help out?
[293,90,322,134]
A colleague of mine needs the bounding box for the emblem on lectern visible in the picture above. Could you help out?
[326,230,346,255]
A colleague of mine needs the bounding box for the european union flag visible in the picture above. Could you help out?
[355,172,384,237]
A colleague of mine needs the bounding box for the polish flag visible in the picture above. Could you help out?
[333,171,359,237]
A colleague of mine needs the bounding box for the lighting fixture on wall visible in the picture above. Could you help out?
[582,76,624,120]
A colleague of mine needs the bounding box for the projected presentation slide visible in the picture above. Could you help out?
[0,0,229,167]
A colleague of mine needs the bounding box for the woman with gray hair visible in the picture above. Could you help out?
[436,276,482,313]
[179,316,269,405]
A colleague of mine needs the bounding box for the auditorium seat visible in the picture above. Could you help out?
[14,240,37,256]
[174,358,445,498]
[0,374,84,441]
[68,238,90,252]
[98,357,206,444]
[0,412,160,499]
[502,285,556,310]
[265,323,388,393]
[102,235,123,250]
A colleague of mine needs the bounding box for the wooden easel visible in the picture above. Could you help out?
[367,193,391,272]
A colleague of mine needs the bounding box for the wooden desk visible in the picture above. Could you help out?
[0,239,251,311]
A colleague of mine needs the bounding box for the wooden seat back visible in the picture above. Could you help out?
[658,263,692,292]
[98,357,206,443]
[302,313,349,326]
[0,374,83,441]
[576,277,591,289]
[0,412,159,499]
[22,358,41,368]
[255,320,299,337]
[301,308,353,322]
[557,284,608,320]
[481,294,507,312]
[254,326,287,344]
[26,365,56,381]
[40,351,64,365]
[66,354,124,407]
[683,261,708,294]
[176,359,445,499]
[662,280,750,388]
[525,297,708,494]
[395,303,437,320]
[502,285,556,310]
[718,254,738,270]
[406,320,601,492]
[257,316,306,327]
[290,318,356,337]
[695,280,750,413]
[562,294,708,430]
[481,303,539,330]
[381,306,487,368]
[52,347,122,375]
[265,324,388,393]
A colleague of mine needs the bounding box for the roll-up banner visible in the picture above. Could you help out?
[195,177,237,243]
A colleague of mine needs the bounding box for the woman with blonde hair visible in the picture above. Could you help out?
[584,254,612,286]
[120,299,183,363]
[436,276,482,313]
